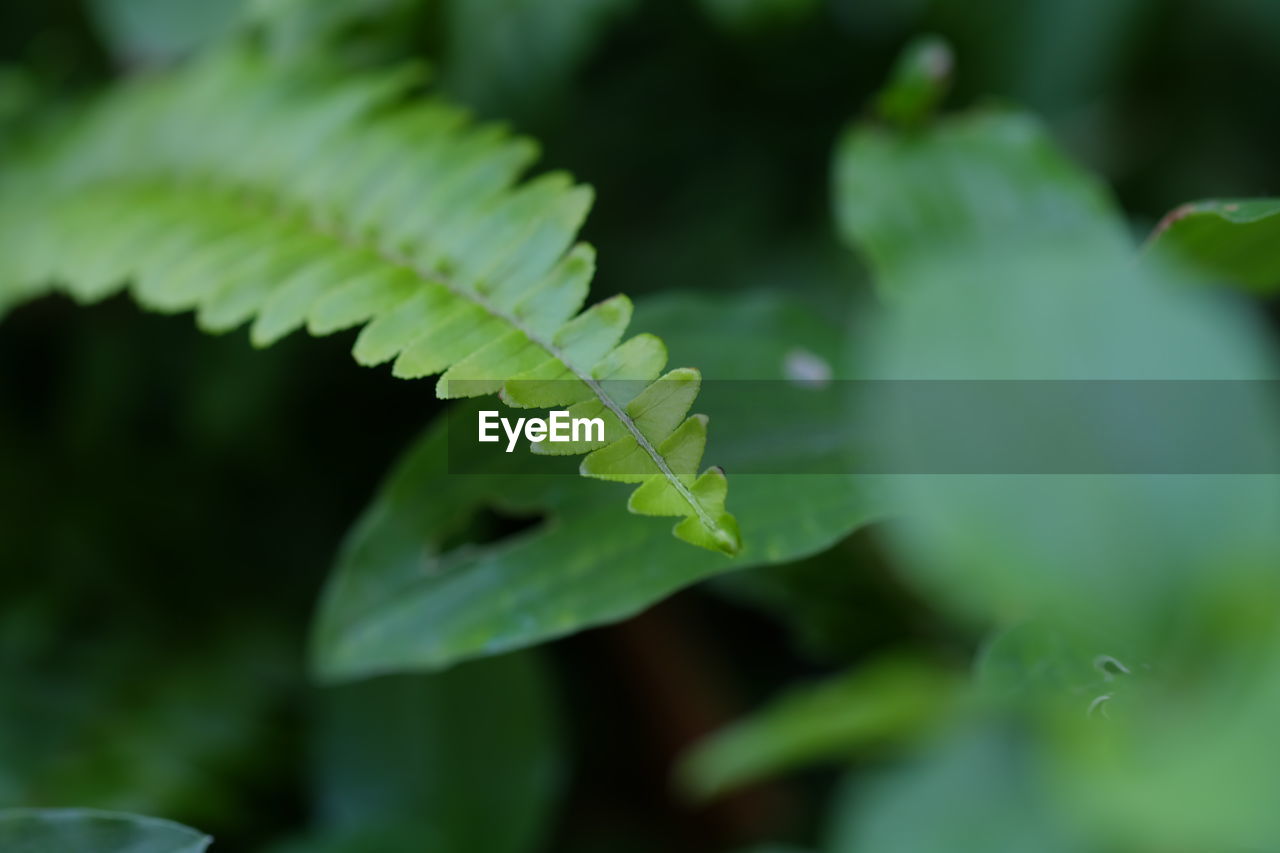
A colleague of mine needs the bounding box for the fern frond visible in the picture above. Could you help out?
[0,50,740,554]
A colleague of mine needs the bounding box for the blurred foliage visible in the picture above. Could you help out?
[4,0,1280,852]
[871,34,952,128]
[699,0,820,36]
[87,0,242,65]
[0,809,210,852]
[436,0,636,126]
[276,654,562,853]
[825,726,1089,853]
[677,658,956,800]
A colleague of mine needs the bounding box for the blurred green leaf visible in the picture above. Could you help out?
[1146,198,1280,292]
[1055,648,1280,851]
[837,78,1280,654]
[862,254,1280,654]
[833,109,1126,296]
[975,620,1150,720]
[677,658,956,800]
[0,620,291,827]
[873,35,952,128]
[0,808,210,853]
[285,652,561,853]
[312,292,878,680]
[825,727,1087,853]
[0,67,38,123]
[835,44,1280,852]
[88,0,245,64]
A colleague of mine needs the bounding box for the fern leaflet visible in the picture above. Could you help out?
[0,50,741,554]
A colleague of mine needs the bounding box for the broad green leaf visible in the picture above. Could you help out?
[1145,198,1280,292]
[311,292,878,681]
[289,652,561,853]
[0,809,210,853]
[676,658,956,801]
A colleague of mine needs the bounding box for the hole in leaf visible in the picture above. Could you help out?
[437,503,545,553]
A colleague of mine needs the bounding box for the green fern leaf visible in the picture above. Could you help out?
[0,48,740,554]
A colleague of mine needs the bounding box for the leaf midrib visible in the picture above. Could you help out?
[333,220,722,539]
[73,175,723,539]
